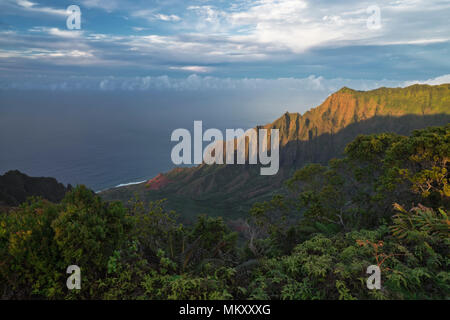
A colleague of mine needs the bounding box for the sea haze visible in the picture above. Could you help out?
[0,88,321,191]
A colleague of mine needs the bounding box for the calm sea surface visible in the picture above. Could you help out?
[0,89,308,191]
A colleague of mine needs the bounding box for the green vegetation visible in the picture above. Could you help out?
[1,124,448,299]
[348,84,450,114]
[100,84,450,221]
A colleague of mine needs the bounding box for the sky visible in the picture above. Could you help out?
[0,0,450,95]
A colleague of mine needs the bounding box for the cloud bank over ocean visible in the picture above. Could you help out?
[2,74,449,94]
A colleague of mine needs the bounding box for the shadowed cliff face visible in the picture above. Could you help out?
[100,84,450,219]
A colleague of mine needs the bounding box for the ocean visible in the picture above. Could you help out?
[0,89,316,192]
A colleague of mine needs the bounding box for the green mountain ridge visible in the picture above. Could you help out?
[100,83,450,220]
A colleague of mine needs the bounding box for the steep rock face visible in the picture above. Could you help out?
[146,173,172,190]
[166,84,450,191]
[0,170,70,207]
[100,84,450,217]
[272,84,450,140]
[261,84,450,166]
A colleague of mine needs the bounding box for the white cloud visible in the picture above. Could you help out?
[28,27,84,38]
[47,28,83,38]
[16,0,34,8]
[367,38,449,46]
[187,6,227,32]
[0,48,94,62]
[1,74,426,92]
[132,9,181,23]
[156,14,181,22]
[403,74,450,86]
[7,0,450,59]
[385,0,450,11]
[15,0,66,16]
[229,0,308,24]
[183,0,450,54]
[169,66,213,73]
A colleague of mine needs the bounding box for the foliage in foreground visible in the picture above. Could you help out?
[0,124,448,299]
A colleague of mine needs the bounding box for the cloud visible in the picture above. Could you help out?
[132,9,181,22]
[15,0,66,16]
[0,48,94,63]
[0,73,434,92]
[187,5,227,32]
[169,66,213,73]
[403,74,450,86]
[6,0,450,56]
[29,27,83,38]
[182,0,450,53]
[16,0,33,8]
[229,0,308,24]
[155,14,181,22]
